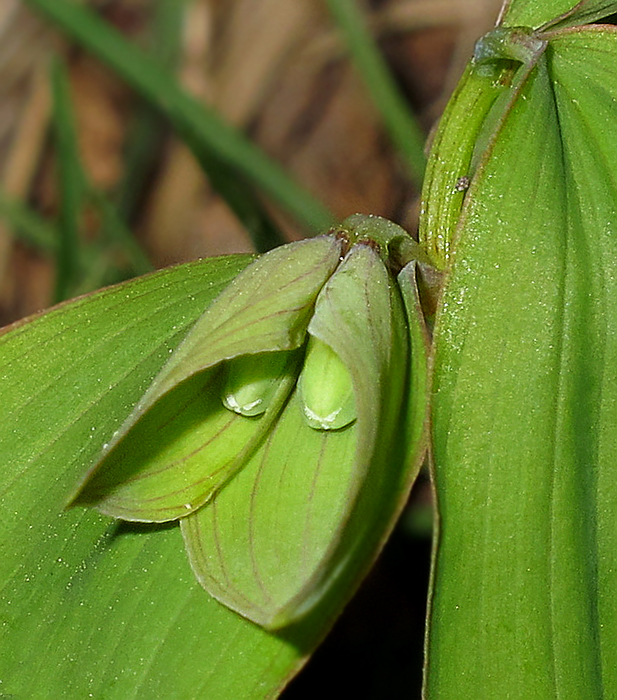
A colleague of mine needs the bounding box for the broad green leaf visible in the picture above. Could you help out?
[74,236,342,522]
[182,242,427,629]
[500,0,617,29]
[0,256,337,698]
[426,26,617,698]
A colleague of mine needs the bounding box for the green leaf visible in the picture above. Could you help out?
[0,255,335,698]
[500,0,617,29]
[74,236,342,522]
[426,26,617,698]
[420,26,551,267]
[418,62,513,267]
[182,242,426,629]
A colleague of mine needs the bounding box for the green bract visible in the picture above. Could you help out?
[73,214,429,629]
[422,16,617,698]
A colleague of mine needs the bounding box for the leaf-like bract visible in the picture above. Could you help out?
[426,27,617,698]
[74,236,342,521]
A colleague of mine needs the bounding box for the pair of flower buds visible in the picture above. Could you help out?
[73,214,429,629]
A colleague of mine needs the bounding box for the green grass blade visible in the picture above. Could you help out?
[50,56,85,302]
[148,0,186,68]
[325,0,426,186]
[87,188,153,276]
[0,189,58,253]
[113,0,184,224]
[24,0,334,239]
[50,56,153,296]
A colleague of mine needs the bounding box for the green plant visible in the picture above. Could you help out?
[3,0,617,697]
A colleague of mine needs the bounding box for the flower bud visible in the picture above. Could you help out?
[72,235,342,522]
[73,215,429,629]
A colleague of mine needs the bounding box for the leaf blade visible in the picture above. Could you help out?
[500,0,617,29]
[426,28,617,698]
[0,255,332,698]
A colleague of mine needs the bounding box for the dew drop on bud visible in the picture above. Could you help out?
[298,335,356,430]
[222,352,292,417]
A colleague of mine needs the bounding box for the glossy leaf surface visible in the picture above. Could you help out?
[427,27,617,698]
[0,257,333,698]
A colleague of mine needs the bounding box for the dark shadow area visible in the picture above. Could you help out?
[599,13,617,25]
[281,523,432,699]
[108,517,178,539]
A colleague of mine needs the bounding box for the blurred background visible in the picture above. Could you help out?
[0,0,502,696]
